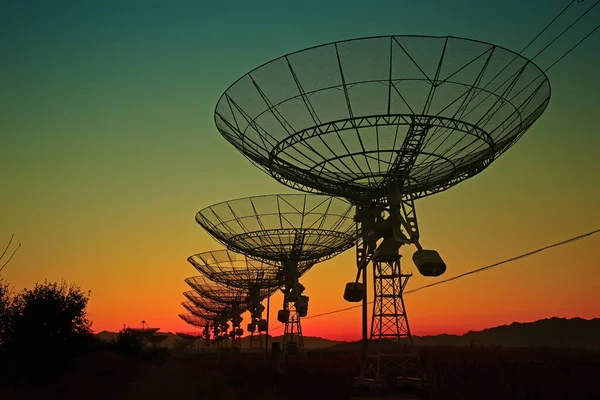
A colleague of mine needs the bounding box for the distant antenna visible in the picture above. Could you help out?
[128,320,160,338]
[195,194,355,361]
[184,276,250,351]
[188,249,280,351]
[178,314,213,351]
[181,294,241,350]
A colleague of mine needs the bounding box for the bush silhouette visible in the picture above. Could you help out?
[110,326,146,357]
[0,280,93,382]
[0,279,12,347]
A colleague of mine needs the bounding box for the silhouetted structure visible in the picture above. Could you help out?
[188,249,281,351]
[195,194,355,361]
[185,275,261,350]
[178,314,212,351]
[182,292,247,350]
[124,320,170,347]
[210,35,551,391]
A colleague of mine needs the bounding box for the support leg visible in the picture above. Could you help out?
[356,257,423,392]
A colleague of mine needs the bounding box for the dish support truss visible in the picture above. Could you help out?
[278,255,310,362]
[247,285,272,352]
[282,301,305,359]
[353,190,427,390]
[359,255,421,388]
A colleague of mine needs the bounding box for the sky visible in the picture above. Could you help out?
[1,0,599,341]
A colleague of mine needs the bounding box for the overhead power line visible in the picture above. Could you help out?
[531,0,599,64]
[268,227,600,331]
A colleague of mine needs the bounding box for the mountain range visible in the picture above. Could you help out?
[95,317,600,350]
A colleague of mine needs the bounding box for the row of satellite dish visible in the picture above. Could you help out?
[177,32,555,389]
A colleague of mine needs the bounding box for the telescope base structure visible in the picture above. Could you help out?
[355,256,425,392]
[282,303,306,360]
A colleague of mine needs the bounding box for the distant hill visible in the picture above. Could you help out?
[95,317,600,350]
[94,330,341,350]
[326,317,600,351]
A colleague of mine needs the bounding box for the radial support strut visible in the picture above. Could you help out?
[357,255,423,390]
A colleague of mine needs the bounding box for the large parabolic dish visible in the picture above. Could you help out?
[186,275,247,302]
[196,194,356,264]
[182,294,237,315]
[179,313,211,329]
[180,306,218,321]
[214,35,551,202]
[185,275,272,304]
[188,249,283,292]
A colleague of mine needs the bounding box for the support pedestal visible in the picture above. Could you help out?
[282,303,305,359]
[356,256,423,391]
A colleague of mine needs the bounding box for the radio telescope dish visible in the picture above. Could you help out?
[182,295,241,315]
[188,249,283,350]
[181,299,238,348]
[128,320,160,338]
[185,274,261,349]
[182,284,248,350]
[181,300,227,329]
[175,334,199,348]
[178,314,214,351]
[195,193,356,358]
[180,303,218,321]
[185,275,254,305]
[188,249,283,291]
[177,332,202,340]
[212,35,551,389]
[214,35,550,202]
[179,313,211,329]
[196,194,355,264]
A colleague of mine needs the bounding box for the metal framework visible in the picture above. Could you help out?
[195,194,356,359]
[188,249,281,352]
[183,280,249,350]
[185,275,261,304]
[196,194,356,264]
[211,35,551,392]
[360,256,421,387]
[178,314,212,351]
[214,35,550,203]
[188,249,282,291]
[181,299,235,349]
[281,302,304,357]
[179,313,211,329]
[127,321,159,338]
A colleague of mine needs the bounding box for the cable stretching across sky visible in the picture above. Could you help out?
[268,228,600,331]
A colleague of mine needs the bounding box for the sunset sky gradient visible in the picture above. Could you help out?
[1,0,599,340]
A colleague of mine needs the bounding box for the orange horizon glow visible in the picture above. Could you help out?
[91,311,600,342]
